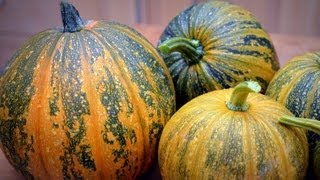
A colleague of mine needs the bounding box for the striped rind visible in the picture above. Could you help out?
[0,21,175,179]
[266,52,320,120]
[158,1,279,107]
[266,51,320,178]
[158,89,308,179]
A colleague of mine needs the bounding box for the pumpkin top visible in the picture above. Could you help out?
[60,1,85,32]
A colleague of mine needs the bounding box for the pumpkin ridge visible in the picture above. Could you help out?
[191,4,215,42]
[76,32,106,177]
[104,26,176,115]
[0,31,53,81]
[79,30,141,177]
[218,114,246,178]
[252,113,293,178]
[242,114,256,177]
[47,33,65,117]
[0,31,58,179]
[110,23,175,85]
[304,72,320,117]
[83,28,152,176]
[195,62,219,92]
[26,34,63,178]
[57,33,98,178]
[286,72,318,117]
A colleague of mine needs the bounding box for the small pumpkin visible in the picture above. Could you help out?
[266,52,320,178]
[157,1,280,108]
[0,2,175,179]
[158,81,308,179]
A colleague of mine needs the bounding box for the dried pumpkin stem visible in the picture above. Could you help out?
[60,1,84,32]
[226,81,261,111]
[158,37,204,65]
[279,116,320,135]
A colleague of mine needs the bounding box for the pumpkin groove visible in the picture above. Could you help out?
[0,2,175,179]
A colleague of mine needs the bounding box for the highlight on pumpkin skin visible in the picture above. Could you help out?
[279,116,320,135]
[226,81,261,111]
[157,37,204,65]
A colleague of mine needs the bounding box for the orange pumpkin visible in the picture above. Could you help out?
[158,81,308,179]
[0,2,175,179]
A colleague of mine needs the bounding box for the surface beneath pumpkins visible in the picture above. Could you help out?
[0,24,320,179]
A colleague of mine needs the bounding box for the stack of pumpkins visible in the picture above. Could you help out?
[0,1,319,179]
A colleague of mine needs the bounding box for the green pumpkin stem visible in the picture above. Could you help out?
[60,1,84,33]
[279,116,320,134]
[158,37,204,65]
[226,81,261,111]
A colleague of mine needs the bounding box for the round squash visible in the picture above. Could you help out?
[157,1,280,108]
[266,52,320,179]
[158,81,308,179]
[0,2,175,179]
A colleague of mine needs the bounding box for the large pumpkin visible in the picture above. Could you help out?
[157,1,280,107]
[0,2,175,179]
[266,52,320,178]
[158,81,308,179]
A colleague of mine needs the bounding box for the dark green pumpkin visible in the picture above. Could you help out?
[0,2,175,179]
[266,52,320,178]
[158,1,279,108]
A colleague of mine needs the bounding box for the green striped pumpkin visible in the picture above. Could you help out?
[159,81,308,179]
[0,2,175,179]
[157,1,279,108]
[266,52,320,178]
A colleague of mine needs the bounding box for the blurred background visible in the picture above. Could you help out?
[0,0,319,70]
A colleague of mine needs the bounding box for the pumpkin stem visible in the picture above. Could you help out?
[279,116,320,134]
[158,37,204,65]
[226,81,261,111]
[60,1,84,33]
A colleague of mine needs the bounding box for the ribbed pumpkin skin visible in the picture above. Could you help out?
[159,89,308,179]
[158,1,279,107]
[266,52,320,178]
[266,52,320,120]
[0,21,175,179]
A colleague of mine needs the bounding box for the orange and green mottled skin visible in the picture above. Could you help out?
[0,6,175,179]
[266,52,320,178]
[158,87,308,179]
[158,1,279,107]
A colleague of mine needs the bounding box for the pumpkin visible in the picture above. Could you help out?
[266,52,320,178]
[158,81,308,179]
[157,1,280,108]
[0,2,175,179]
